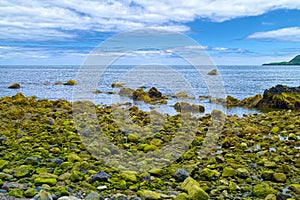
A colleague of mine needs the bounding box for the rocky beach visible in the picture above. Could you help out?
[0,84,299,200]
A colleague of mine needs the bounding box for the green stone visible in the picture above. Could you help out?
[0,160,8,171]
[270,126,280,133]
[34,190,52,200]
[50,186,69,197]
[137,190,161,200]
[120,171,138,182]
[265,194,276,200]
[222,167,236,177]
[272,173,286,183]
[24,188,37,198]
[253,182,276,198]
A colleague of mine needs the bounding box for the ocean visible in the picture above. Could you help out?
[1,65,299,116]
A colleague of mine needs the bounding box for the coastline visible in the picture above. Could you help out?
[0,92,299,199]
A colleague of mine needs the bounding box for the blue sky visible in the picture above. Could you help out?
[0,0,300,65]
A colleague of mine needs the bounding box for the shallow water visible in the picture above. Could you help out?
[0,65,299,116]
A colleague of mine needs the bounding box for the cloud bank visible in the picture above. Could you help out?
[1,0,300,41]
[247,27,300,42]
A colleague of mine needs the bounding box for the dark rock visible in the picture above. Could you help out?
[90,171,111,183]
[207,69,217,75]
[148,87,162,99]
[24,156,41,165]
[8,83,21,89]
[174,168,189,181]
[49,158,64,166]
[276,193,292,200]
[173,102,205,113]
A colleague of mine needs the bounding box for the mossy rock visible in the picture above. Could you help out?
[50,186,69,197]
[143,144,158,152]
[262,170,274,181]
[34,177,57,186]
[111,82,124,88]
[149,168,164,176]
[272,173,286,183]
[120,171,138,182]
[181,177,200,192]
[8,188,23,198]
[188,185,209,200]
[34,190,52,200]
[8,83,21,89]
[175,193,189,200]
[24,188,37,198]
[64,79,76,85]
[221,167,236,177]
[236,168,250,178]
[199,168,219,180]
[0,160,8,171]
[137,189,161,200]
[13,165,33,178]
[253,182,276,198]
[67,153,82,163]
[70,170,84,182]
[289,184,300,194]
[127,134,140,142]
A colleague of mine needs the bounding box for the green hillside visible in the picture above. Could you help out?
[263,55,300,65]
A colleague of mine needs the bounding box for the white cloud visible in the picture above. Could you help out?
[247,27,300,42]
[0,0,300,41]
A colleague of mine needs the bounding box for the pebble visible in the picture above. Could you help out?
[174,168,189,181]
[90,171,111,182]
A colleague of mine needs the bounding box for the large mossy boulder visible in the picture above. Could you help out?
[255,85,300,109]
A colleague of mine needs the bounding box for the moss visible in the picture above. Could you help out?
[272,173,286,183]
[181,177,200,192]
[127,134,140,142]
[188,185,209,200]
[143,144,158,152]
[199,168,219,180]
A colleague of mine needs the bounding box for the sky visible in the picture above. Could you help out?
[0,0,300,65]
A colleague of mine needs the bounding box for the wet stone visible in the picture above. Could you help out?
[174,168,189,181]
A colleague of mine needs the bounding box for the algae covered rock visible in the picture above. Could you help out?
[188,185,209,200]
[24,188,37,198]
[173,102,204,113]
[199,168,219,180]
[8,188,24,198]
[34,190,53,200]
[181,177,199,192]
[256,84,300,109]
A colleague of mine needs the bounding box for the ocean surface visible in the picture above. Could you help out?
[1,65,299,116]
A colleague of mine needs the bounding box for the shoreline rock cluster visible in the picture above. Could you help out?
[0,91,299,200]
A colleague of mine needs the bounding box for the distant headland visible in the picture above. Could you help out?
[263,55,300,65]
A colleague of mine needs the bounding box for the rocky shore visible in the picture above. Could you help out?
[0,90,299,200]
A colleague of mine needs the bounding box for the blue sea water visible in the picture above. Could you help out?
[0,65,299,116]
